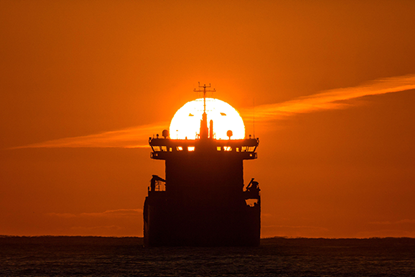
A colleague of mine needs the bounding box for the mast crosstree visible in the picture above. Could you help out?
[194,82,216,139]
[194,82,216,114]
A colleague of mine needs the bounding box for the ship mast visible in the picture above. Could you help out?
[194,82,215,139]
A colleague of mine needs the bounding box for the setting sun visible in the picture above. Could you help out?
[169,98,245,140]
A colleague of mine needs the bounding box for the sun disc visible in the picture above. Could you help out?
[169,98,245,140]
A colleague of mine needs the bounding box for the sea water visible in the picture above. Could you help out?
[1,236,415,276]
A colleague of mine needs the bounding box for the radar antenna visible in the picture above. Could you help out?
[194,82,216,114]
[253,97,255,139]
[194,82,216,139]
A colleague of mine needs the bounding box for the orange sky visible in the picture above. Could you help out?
[1,0,415,238]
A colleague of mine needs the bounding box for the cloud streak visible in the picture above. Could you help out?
[12,123,166,149]
[369,219,415,225]
[241,74,415,121]
[13,74,415,149]
[48,209,143,218]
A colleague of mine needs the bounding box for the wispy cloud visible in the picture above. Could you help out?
[12,123,166,149]
[12,74,415,149]
[369,219,415,225]
[47,209,143,236]
[242,74,415,121]
[263,225,329,231]
[48,209,143,218]
[70,225,124,232]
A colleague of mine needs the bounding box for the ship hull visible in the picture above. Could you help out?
[144,193,260,247]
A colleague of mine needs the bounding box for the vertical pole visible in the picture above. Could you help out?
[253,98,255,139]
[200,84,208,139]
[195,83,215,140]
[203,84,207,114]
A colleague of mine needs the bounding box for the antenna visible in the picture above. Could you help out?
[194,82,216,114]
[253,98,255,139]
[194,82,216,139]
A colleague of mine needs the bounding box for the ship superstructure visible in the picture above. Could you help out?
[144,84,260,246]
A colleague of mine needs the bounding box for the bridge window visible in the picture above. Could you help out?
[188,146,195,151]
[224,146,232,151]
[153,146,160,152]
[241,146,256,152]
[217,146,222,151]
[161,146,167,151]
[176,146,183,151]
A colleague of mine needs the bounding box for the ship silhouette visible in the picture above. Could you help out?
[144,84,260,247]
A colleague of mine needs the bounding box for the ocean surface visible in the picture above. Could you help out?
[1,236,415,276]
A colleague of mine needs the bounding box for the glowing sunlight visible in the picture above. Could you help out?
[169,98,245,140]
